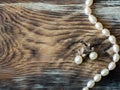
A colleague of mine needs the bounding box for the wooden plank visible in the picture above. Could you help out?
[0,0,119,90]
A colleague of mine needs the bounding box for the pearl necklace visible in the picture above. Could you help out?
[82,0,120,90]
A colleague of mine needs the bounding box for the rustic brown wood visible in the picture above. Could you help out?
[0,0,84,4]
[0,0,119,90]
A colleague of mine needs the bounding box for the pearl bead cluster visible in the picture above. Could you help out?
[83,0,120,90]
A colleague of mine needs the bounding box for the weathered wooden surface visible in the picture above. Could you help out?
[0,0,119,90]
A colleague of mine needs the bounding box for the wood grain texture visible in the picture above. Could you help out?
[0,0,119,90]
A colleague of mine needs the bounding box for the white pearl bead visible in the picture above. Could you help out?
[113,53,120,62]
[102,28,110,36]
[109,35,116,44]
[74,55,83,64]
[87,80,95,88]
[89,52,98,60]
[88,15,97,24]
[85,0,93,6]
[108,62,116,70]
[85,7,92,15]
[113,44,119,53]
[94,74,102,82]
[101,69,109,76]
[82,87,89,90]
[95,22,103,30]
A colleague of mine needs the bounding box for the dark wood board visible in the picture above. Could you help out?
[0,0,119,90]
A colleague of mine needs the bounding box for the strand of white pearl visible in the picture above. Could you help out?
[83,0,120,90]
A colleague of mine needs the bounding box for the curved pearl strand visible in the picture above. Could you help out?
[83,0,120,90]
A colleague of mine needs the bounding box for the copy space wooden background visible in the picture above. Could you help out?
[0,0,120,90]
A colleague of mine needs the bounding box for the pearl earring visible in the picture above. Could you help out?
[74,55,83,65]
[89,47,98,60]
[89,51,98,60]
[74,47,85,65]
